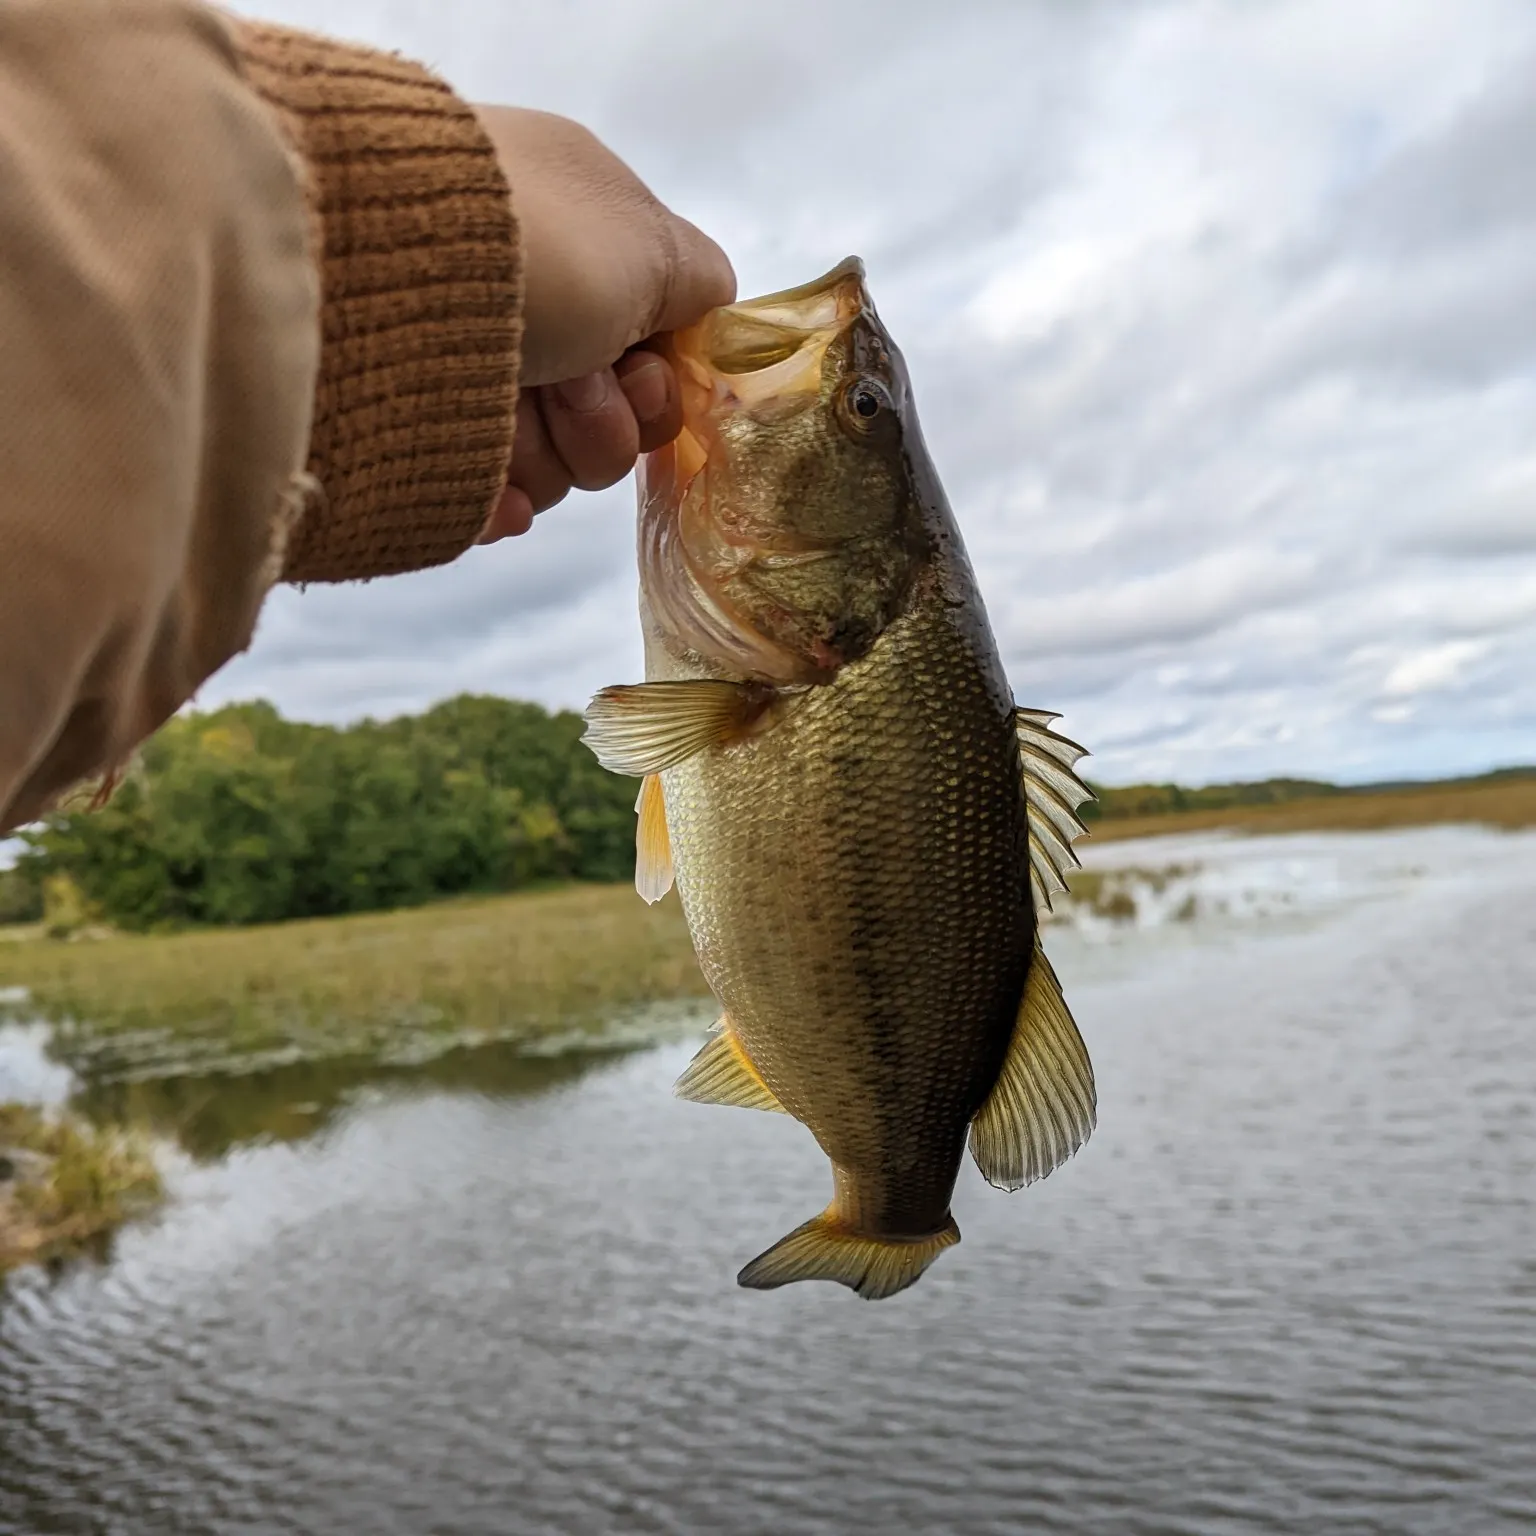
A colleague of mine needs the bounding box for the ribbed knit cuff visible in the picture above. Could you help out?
[230,20,521,582]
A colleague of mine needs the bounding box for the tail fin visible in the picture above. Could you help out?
[737,1210,960,1301]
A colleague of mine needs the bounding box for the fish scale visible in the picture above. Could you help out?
[660,576,1030,1235]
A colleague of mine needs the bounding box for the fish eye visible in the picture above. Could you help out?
[844,377,892,427]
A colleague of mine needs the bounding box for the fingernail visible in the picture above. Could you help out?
[620,356,670,424]
[554,371,611,413]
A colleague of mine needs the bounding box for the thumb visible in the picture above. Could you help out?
[647,212,738,338]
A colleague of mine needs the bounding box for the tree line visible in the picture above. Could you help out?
[8,689,1501,934]
[7,696,640,931]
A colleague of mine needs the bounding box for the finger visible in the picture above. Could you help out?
[647,212,738,337]
[477,484,537,545]
[615,349,682,454]
[540,369,641,492]
[506,391,573,513]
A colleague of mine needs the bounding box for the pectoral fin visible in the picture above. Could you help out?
[969,943,1096,1192]
[674,1017,787,1113]
[583,680,769,776]
[1015,708,1096,913]
[634,774,674,904]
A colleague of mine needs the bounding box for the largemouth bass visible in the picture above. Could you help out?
[584,258,1096,1300]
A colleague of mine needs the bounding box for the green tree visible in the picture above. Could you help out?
[0,866,42,925]
[18,694,639,930]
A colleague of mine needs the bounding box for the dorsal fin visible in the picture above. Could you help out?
[969,942,1097,1192]
[1014,708,1096,914]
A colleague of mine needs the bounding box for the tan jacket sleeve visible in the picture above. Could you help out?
[0,0,521,834]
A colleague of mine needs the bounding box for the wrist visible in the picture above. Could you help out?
[230,19,523,581]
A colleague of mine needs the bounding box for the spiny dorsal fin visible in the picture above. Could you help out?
[674,1018,787,1113]
[969,943,1096,1192]
[737,1210,960,1301]
[1015,708,1096,914]
[634,774,674,904]
[583,680,768,777]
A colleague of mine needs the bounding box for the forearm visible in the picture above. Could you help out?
[231,14,521,581]
[0,0,319,832]
[0,0,521,833]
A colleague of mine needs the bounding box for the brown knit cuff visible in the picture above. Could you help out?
[230,20,520,583]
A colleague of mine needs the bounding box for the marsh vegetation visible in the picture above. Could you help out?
[0,1103,162,1274]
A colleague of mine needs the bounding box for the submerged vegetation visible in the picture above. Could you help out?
[0,1102,162,1274]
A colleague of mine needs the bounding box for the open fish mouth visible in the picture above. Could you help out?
[638,258,889,684]
[673,256,873,420]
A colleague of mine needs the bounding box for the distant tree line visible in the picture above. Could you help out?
[8,697,640,931]
[1079,776,1341,821]
[4,693,1525,932]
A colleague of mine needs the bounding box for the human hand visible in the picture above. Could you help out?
[472,106,736,543]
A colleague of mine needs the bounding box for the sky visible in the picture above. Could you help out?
[210,0,1536,787]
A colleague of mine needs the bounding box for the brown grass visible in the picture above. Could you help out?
[1085,776,1536,844]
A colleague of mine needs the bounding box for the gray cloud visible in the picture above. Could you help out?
[1332,45,1536,256]
[211,0,1536,786]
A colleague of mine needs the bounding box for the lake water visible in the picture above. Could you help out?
[1,825,1533,1535]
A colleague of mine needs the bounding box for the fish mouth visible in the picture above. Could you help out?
[675,256,872,412]
[640,257,885,686]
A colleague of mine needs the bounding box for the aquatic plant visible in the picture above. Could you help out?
[0,1103,162,1274]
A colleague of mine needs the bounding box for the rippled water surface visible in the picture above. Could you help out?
[2,826,1533,1535]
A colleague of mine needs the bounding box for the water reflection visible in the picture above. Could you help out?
[70,1039,645,1163]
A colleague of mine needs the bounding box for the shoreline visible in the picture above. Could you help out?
[1082,774,1536,844]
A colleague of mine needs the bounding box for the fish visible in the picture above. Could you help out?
[583,257,1097,1301]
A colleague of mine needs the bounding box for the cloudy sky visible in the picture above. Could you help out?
[213,0,1536,787]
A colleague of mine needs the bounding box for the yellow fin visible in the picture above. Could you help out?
[634,774,674,904]
[737,1210,960,1301]
[969,943,1096,1192]
[674,1018,786,1113]
[1015,708,1096,913]
[583,680,766,776]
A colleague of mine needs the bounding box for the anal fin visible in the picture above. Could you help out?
[737,1210,960,1301]
[674,1018,786,1114]
[634,774,674,904]
[969,942,1097,1192]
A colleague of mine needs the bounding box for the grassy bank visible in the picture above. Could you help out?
[1085,773,1536,843]
[0,882,709,1079]
[0,1103,162,1274]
